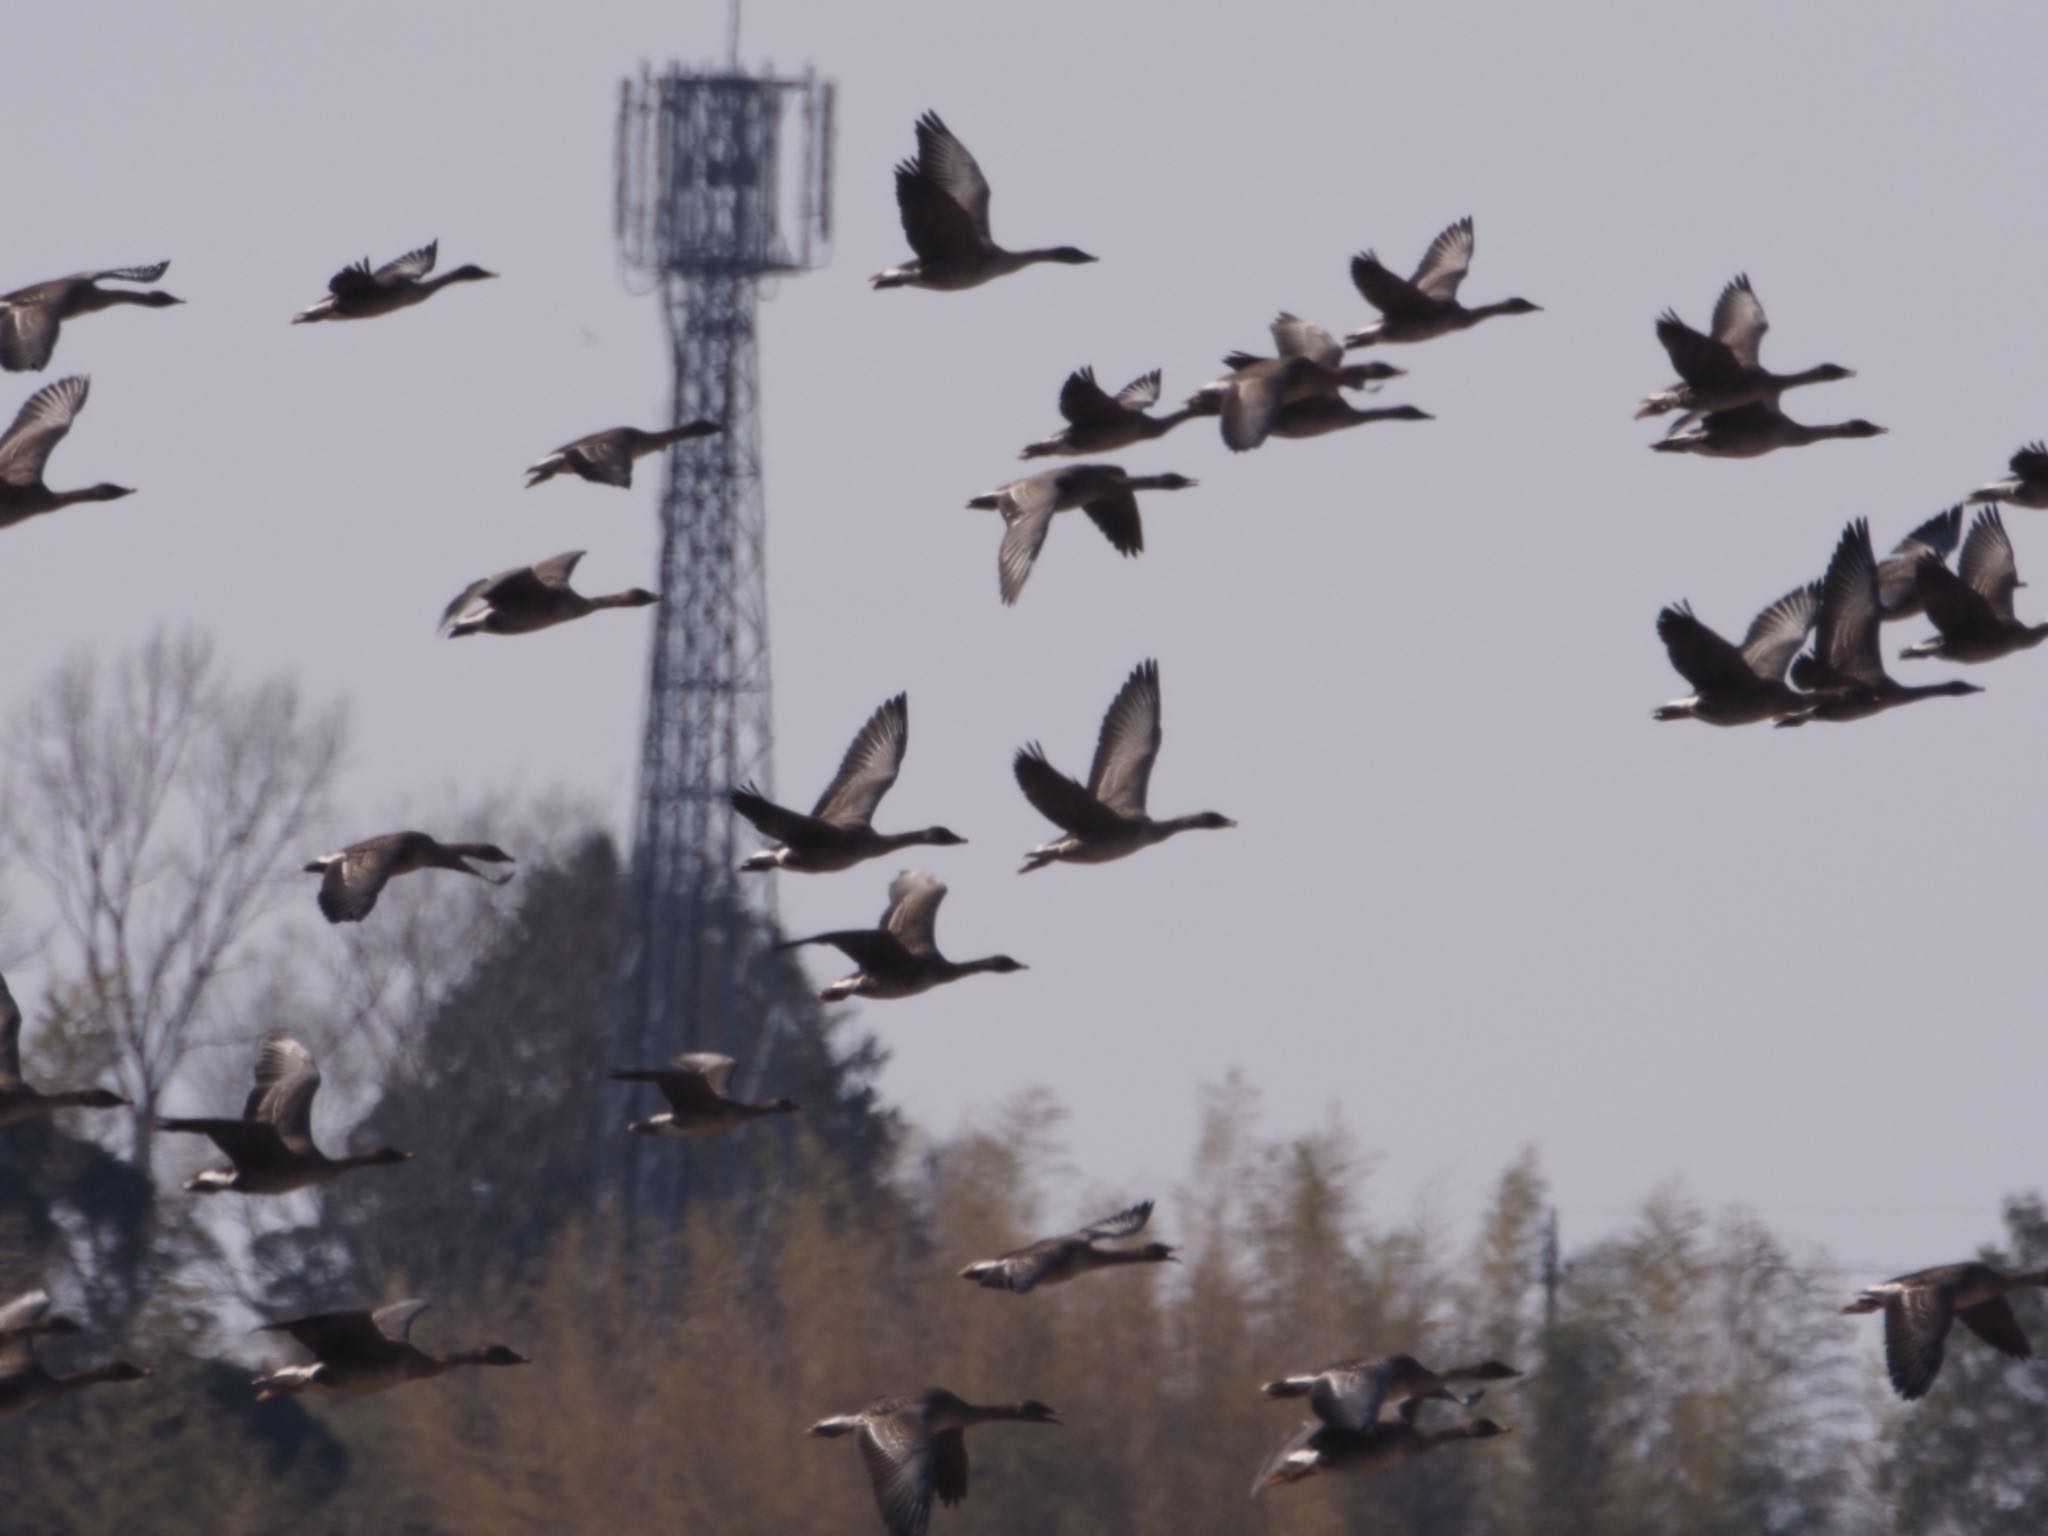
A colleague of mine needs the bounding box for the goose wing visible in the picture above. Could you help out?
[316,836,412,923]
[1915,556,2002,643]
[1253,1419,1324,1494]
[895,114,992,264]
[1955,1296,2034,1358]
[1078,488,1143,556]
[2009,441,2048,478]
[263,1308,393,1361]
[1013,744,1123,835]
[857,1403,938,1536]
[1222,369,1286,452]
[1812,519,1885,686]
[247,1034,321,1154]
[561,430,633,486]
[372,1299,431,1342]
[0,971,20,1084]
[932,1428,970,1507]
[881,870,947,956]
[1086,659,1162,816]
[1113,369,1162,411]
[1656,604,1760,692]
[1079,1198,1153,1241]
[1709,274,1768,368]
[1653,311,1744,390]
[0,375,87,485]
[997,479,1058,606]
[1879,507,1964,613]
[1270,313,1341,368]
[1409,216,1475,302]
[527,550,586,588]
[0,303,61,373]
[812,694,909,828]
[374,241,439,285]
[1958,507,2021,620]
[1882,1284,1956,1399]
[911,112,992,241]
[1057,367,1124,428]
[973,1235,1073,1294]
[1738,583,1820,682]
[1308,1360,1392,1430]
[730,785,831,842]
[1349,250,1431,319]
[0,1288,53,1339]
[663,1052,737,1111]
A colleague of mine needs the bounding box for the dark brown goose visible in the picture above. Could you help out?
[1260,1353,1522,1426]
[776,869,1025,1002]
[157,1033,411,1194]
[1187,314,1407,451]
[439,550,659,638]
[524,421,722,488]
[610,1052,798,1139]
[291,240,495,323]
[1637,274,1854,430]
[960,1199,1175,1293]
[253,1299,527,1401]
[0,1301,149,1420]
[733,693,965,873]
[303,831,515,923]
[1255,1408,1511,1494]
[1652,583,1817,726]
[1844,1262,2048,1400]
[0,376,132,531]
[871,112,1095,291]
[1020,367,1196,458]
[1015,659,1233,870]
[1651,400,1885,458]
[1901,507,2048,664]
[1968,441,2048,509]
[809,1387,1060,1536]
[1343,217,1539,347]
[0,970,129,1129]
[0,262,181,372]
[969,464,1195,606]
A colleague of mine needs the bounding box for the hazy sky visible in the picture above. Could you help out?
[6,1,2046,1279]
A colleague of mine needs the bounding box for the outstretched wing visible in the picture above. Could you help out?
[1709,273,1768,368]
[1955,1296,2034,1359]
[881,870,947,955]
[1409,217,1475,302]
[1654,311,1744,390]
[374,241,439,284]
[858,1406,938,1536]
[731,785,830,842]
[911,112,991,240]
[1958,507,2022,620]
[1086,659,1163,815]
[0,302,62,373]
[1309,1361,1391,1431]
[812,694,909,828]
[1656,603,1759,693]
[263,1308,392,1360]
[1738,583,1819,682]
[1079,1199,1153,1241]
[0,374,88,486]
[247,1033,321,1154]
[1812,519,1885,686]
[1270,313,1340,368]
[1113,370,1162,411]
[1882,1286,1955,1400]
[998,492,1057,606]
[1057,367,1124,428]
[372,1298,431,1342]
[1349,250,1430,319]
[1013,744,1122,835]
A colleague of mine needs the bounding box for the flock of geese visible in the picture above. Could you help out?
[2,104,2045,1531]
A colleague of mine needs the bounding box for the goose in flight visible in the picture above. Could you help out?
[609,1052,799,1139]
[776,870,1025,1002]
[1637,274,1854,431]
[1651,583,1817,726]
[0,375,132,531]
[292,240,495,323]
[253,1299,527,1401]
[1191,315,1410,451]
[1967,440,2048,509]
[1900,506,2048,664]
[1344,217,1539,347]
[524,420,722,488]
[439,550,658,637]
[1020,367,1196,458]
[0,1297,149,1420]
[0,261,181,372]
[809,1387,1060,1536]
[0,970,129,1128]
[1651,400,1885,459]
[303,831,515,923]
[960,1199,1176,1293]
[1844,1262,2048,1400]
[969,464,1195,606]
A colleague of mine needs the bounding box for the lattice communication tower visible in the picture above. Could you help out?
[602,63,834,1228]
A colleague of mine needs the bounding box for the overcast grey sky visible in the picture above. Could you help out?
[6,1,2046,1274]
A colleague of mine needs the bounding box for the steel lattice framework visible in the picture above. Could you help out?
[602,64,833,1229]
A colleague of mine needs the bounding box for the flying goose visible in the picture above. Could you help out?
[0,262,181,372]
[0,376,133,531]
[1020,367,1197,458]
[732,694,965,873]
[291,240,495,323]
[1343,217,1539,348]
[609,1052,799,1139]
[1650,400,1886,459]
[776,869,1025,1002]
[1874,506,1965,624]
[1254,1408,1511,1494]
[960,1199,1176,1293]
[1636,274,1854,431]
[1900,507,2048,664]
[0,1307,149,1420]
[439,550,659,637]
[871,112,1096,291]
[1844,1262,2048,1400]
[303,831,515,924]
[253,1299,527,1401]
[969,464,1195,606]
[156,1033,411,1195]
[1190,315,1411,451]
[0,970,129,1129]
[1967,441,2048,509]
[1777,519,1982,725]
[1260,1353,1522,1427]
[1652,583,1817,726]
[809,1388,1060,1536]
[524,420,723,488]
[1014,659,1234,871]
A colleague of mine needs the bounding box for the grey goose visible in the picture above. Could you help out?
[1969,440,2048,510]
[439,550,658,637]
[871,112,1096,291]
[156,1033,411,1195]
[0,262,181,372]
[253,1299,527,1401]
[1014,659,1234,870]
[1637,274,1853,431]
[1343,217,1539,348]
[1900,507,2048,664]
[610,1052,798,1139]
[809,1388,1060,1536]
[304,831,515,924]
[1260,1353,1521,1426]
[776,869,1025,1002]
[1020,367,1197,458]
[1189,315,1411,451]
[1652,583,1817,726]
[1651,400,1885,459]
[732,693,965,873]
[525,420,722,488]
[969,464,1195,606]
[292,240,495,323]
[0,376,132,531]
[1844,1262,2048,1400]
[0,970,129,1129]
[960,1199,1176,1293]
[0,1298,149,1420]
[1255,1407,1511,1494]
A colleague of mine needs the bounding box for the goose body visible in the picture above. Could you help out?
[439,550,659,638]
[1021,367,1195,457]
[968,464,1195,606]
[157,1033,411,1195]
[0,1307,149,1419]
[1968,441,2048,509]
[1343,218,1539,347]
[1636,274,1853,429]
[733,694,965,873]
[1255,1412,1510,1493]
[960,1199,1176,1293]
[0,375,133,530]
[809,1387,1060,1536]
[303,830,515,923]
[0,971,129,1129]
[292,240,495,323]
[776,869,1025,1002]
[253,1299,527,1401]
[1650,401,1885,459]
[1259,1353,1521,1429]
[871,113,1095,291]
[1015,659,1233,870]
[1899,507,2048,664]
[610,1052,798,1139]
[525,421,722,488]
[0,262,181,372]
[1652,583,1817,726]
[1844,1262,2048,1400]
